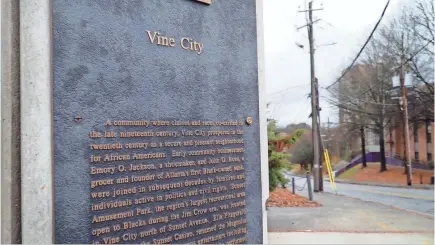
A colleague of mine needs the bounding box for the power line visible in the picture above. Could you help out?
[320,93,397,106]
[268,94,308,119]
[270,99,310,122]
[326,40,432,101]
[268,92,308,106]
[287,102,311,125]
[267,84,310,96]
[355,40,432,97]
[325,0,391,90]
[321,39,432,109]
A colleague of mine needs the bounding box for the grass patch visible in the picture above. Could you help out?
[338,164,361,179]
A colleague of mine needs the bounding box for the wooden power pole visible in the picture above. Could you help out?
[298,0,323,192]
[316,78,324,191]
[308,1,321,192]
[400,57,412,186]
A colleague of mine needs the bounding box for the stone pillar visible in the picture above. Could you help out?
[1,0,21,243]
[20,0,53,243]
[256,0,269,243]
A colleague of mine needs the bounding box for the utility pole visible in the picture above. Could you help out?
[316,78,323,191]
[400,56,412,186]
[308,1,321,192]
[297,0,323,192]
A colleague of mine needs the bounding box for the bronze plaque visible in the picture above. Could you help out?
[53,0,263,244]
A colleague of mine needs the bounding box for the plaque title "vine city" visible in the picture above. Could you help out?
[145,0,210,55]
[146,31,204,55]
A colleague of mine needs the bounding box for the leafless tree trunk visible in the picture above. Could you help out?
[379,125,387,172]
[361,126,367,168]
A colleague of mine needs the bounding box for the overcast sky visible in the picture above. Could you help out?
[264,0,406,127]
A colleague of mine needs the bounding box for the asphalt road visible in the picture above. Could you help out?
[286,173,435,216]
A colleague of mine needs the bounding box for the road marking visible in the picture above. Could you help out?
[335,186,434,201]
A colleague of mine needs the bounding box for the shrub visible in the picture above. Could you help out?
[267,120,304,191]
[291,139,313,171]
[268,151,290,191]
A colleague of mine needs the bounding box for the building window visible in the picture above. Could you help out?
[428,153,433,161]
[426,121,432,144]
[415,152,419,160]
[414,123,418,143]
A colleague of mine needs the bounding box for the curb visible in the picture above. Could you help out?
[325,179,434,190]
[390,205,434,219]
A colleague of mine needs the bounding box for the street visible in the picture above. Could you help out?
[287,173,435,216]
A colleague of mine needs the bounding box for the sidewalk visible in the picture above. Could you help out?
[268,232,434,244]
[267,191,434,244]
[268,192,434,232]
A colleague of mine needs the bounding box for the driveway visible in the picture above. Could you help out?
[287,173,434,216]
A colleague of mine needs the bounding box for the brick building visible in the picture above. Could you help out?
[337,64,434,166]
[337,64,381,156]
[386,120,434,164]
[385,77,434,166]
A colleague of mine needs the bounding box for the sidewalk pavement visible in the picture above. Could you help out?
[268,191,433,232]
[267,191,434,244]
[268,232,434,244]
[267,191,434,245]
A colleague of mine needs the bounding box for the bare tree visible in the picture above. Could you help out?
[328,59,397,172]
[377,0,434,120]
[327,0,434,172]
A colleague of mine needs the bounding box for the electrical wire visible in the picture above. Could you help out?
[351,40,433,97]
[323,40,432,109]
[269,95,310,120]
[268,92,292,117]
[286,102,312,125]
[325,0,391,90]
[267,84,310,96]
[320,94,398,106]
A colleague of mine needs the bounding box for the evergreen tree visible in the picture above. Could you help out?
[268,120,304,191]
